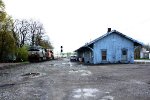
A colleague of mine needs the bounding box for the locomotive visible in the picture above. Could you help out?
[28,46,54,62]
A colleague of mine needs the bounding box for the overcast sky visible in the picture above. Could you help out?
[3,0,150,53]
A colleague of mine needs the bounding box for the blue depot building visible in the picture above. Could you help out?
[75,28,143,64]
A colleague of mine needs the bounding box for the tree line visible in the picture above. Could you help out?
[0,0,53,62]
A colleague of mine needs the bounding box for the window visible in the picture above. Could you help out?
[122,49,127,55]
[102,50,107,61]
[121,49,128,61]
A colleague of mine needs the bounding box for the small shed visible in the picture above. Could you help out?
[75,28,143,64]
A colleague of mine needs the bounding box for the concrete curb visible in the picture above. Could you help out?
[134,60,150,64]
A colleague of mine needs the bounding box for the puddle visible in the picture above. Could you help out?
[101,96,114,100]
[49,64,54,66]
[147,81,150,84]
[21,73,40,76]
[69,70,92,76]
[72,88,99,99]
[21,72,47,79]
[70,88,113,99]
[62,63,67,65]
[0,83,15,88]
[54,64,58,67]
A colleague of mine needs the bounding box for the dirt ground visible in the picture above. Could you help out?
[0,58,150,100]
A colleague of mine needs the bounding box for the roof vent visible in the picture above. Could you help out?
[107,28,111,32]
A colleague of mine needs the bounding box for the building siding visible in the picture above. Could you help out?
[83,50,93,63]
[93,32,134,64]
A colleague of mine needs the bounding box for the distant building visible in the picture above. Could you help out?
[140,48,150,59]
[75,28,143,64]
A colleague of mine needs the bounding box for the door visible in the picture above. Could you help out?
[121,49,127,61]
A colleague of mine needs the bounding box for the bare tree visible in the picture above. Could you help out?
[13,19,30,47]
[12,19,53,49]
[29,20,37,45]
[29,20,45,46]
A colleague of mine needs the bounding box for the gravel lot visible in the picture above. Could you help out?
[0,58,150,100]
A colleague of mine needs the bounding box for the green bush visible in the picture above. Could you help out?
[16,46,28,62]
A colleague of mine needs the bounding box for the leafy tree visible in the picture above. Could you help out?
[0,18,16,61]
[0,0,4,8]
[39,39,53,49]
[0,0,5,22]
[0,1,53,62]
[11,19,20,47]
[0,1,16,62]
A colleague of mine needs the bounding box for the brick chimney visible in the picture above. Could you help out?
[107,28,111,32]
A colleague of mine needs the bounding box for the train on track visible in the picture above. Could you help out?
[28,46,54,62]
